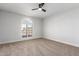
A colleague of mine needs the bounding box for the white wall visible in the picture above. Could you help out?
[43,8,79,47]
[0,10,43,44]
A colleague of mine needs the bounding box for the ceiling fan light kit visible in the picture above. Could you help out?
[38,8,42,11]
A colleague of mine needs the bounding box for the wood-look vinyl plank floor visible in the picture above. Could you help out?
[0,38,79,56]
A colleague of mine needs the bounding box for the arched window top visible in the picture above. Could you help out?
[22,18,32,24]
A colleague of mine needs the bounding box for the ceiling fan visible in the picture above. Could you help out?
[32,3,46,12]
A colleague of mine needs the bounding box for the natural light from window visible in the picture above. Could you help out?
[21,18,32,38]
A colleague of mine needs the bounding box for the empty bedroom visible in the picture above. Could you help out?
[0,3,79,56]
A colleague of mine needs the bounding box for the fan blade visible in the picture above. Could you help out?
[32,8,38,10]
[42,9,46,12]
[39,3,45,8]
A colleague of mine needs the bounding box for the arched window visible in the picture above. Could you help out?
[21,18,32,38]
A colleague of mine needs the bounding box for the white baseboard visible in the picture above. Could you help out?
[43,36,79,47]
[1,36,79,48]
[0,37,41,44]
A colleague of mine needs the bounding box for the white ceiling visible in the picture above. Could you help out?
[0,3,79,18]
